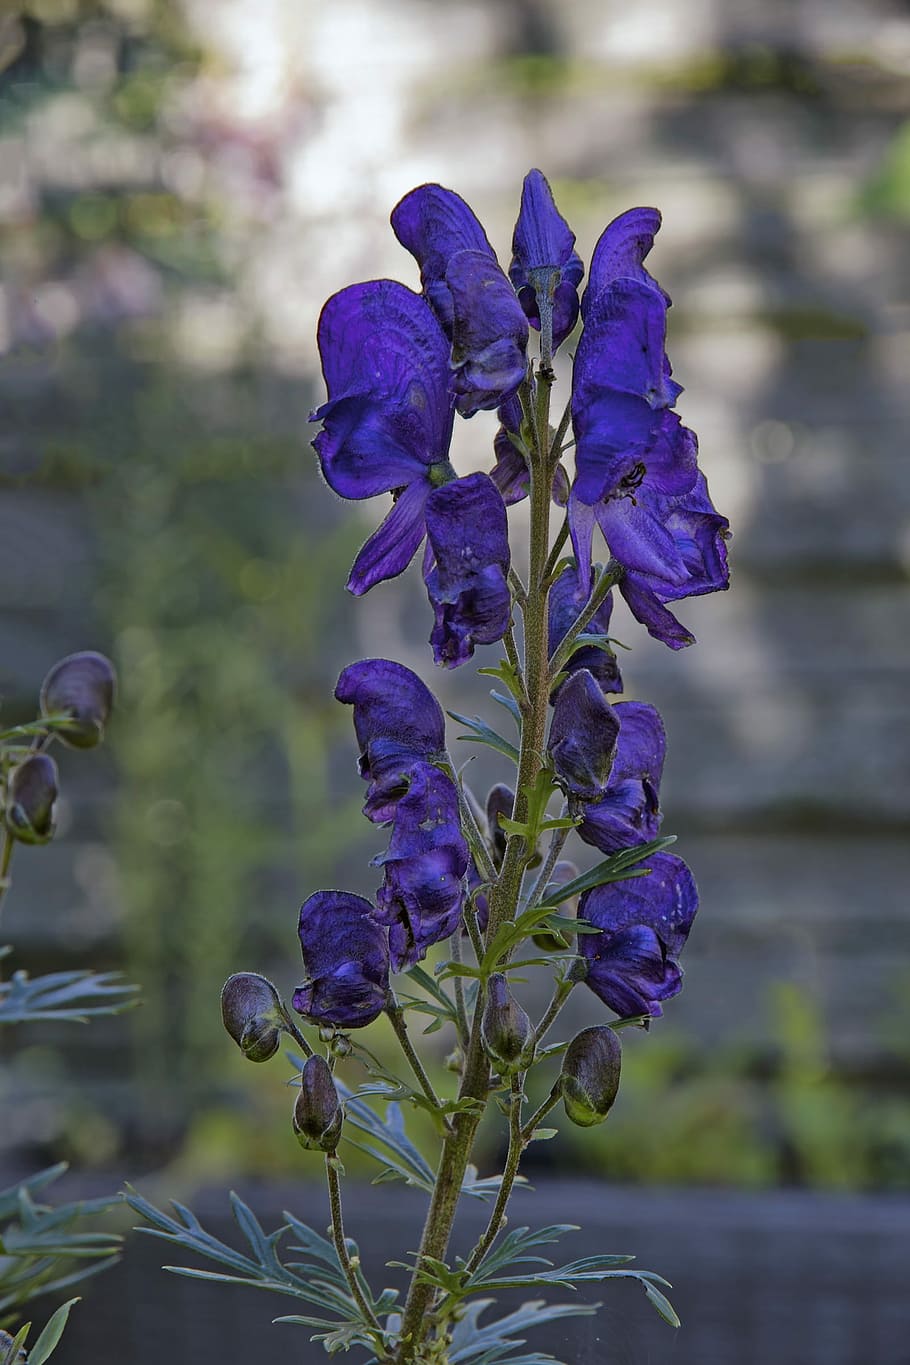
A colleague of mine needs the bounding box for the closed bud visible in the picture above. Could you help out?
[5,753,59,845]
[40,650,116,749]
[560,1025,622,1127]
[221,972,283,1062]
[485,783,514,863]
[481,973,532,1073]
[293,1055,343,1152]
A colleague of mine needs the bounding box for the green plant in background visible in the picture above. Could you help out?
[0,653,137,1361]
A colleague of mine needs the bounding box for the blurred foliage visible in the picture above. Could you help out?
[860,119,910,221]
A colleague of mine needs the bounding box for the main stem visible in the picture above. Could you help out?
[396,370,554,1363]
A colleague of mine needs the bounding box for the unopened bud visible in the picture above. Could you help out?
[40,650,116,749]
[560,1025,622,1127]
[221,972,283,1062]
[5,753,59,845]
[293,1055,343,1152]
[485,783,514,863]
[444,1047,464,1073]
[481,973,532,1073]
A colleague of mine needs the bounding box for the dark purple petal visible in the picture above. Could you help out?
[581,207,665,321]
[335,659,446,802]
[346,481,431,596]
[424,473,511,668]
[578,701,665,854]
[548,562,623,697]
[294,891,390,1027]
[509,169,584,349]
[618,575,696,650]
[391,184,496,337]
[579,852,698,1017]
[572,279,678,506]
[446,250,529,417]
[548,669,620,801]
[312,280,455,499]
[493,396,570,508]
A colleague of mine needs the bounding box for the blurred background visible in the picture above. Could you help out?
[1,0,909,1361]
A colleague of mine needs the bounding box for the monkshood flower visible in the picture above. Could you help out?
[567,207,730,638]
[335,659,446,818]
[547,669,619,802]
[293,890,390,1027]
[577,701,665,854]
[424,472,511,667]
[311,279,456,596]
[578,852,698,1018]
[548,562,623,697]
[373,761,469,970]
[509,168,584,353]
[391,184,529,416]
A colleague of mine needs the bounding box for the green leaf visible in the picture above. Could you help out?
[489,689,522,730]
[543,837,677,905]
[643,1279,681,1328]
[27,1297,80,1364]
[477,659,526,707]
[448,712,520,765]
[0,964,140,1026]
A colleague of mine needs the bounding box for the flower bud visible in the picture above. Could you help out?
[293,1055,343,1152]
[481,973,532,1073]
[221,972,283,1062]
[560,1025,622,1127]
[485,783,514,863]
[5,753,59,845]
[40,650,116,749]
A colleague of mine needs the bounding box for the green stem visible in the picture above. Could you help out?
[325,1155,385,1336]
[278,1003,315,1057]
[531,978,578,1050]
[549,398,573,463]
[387,1000,446,1112]
[462,1072,525,1276]
[521,1081,562,1143]
[548,559,624,684]
[542,519,570,586]
[523,814,571,911]
[449,933,470,1049]
[0,829,14,925]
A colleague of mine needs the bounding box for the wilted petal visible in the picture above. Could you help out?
[424,473,511,668]
[391,183,496,337]
[509,168,584,349]
[578,701,666,854]
[346,480,431,595]
[548,562,623,697]
[446,250,529,417]
[294,891,390,1027]
[312,280,455,499]
[335,659,446,803]
[579,852,698,1017]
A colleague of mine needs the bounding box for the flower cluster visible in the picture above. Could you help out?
[219,170,731,1365]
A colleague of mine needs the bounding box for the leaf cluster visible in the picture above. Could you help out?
[0,1167,123,1327]
[0,950,139,1026]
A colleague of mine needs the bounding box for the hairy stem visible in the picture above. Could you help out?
[325,1155,384,1335]
[449,933,470,1049]
[548,559,624,684]
[462,1072,525,1276]
[523,815,571,911]
[387,1000,446,1112]
[521,1081,562,1143]
[531,978,578,1050]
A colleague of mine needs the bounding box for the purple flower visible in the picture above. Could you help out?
[372,762,469,969]
[335,659,446,818]
[577,701,665,854]
[509,168,584,351]
[293,891,390,1028]
[392,183,529,417]
[311,279,456,595]
[548,563,623,697]
[581,206,665,322]
[578,852,698,1018]
[548,669,620,802]
[424,472,511,668]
